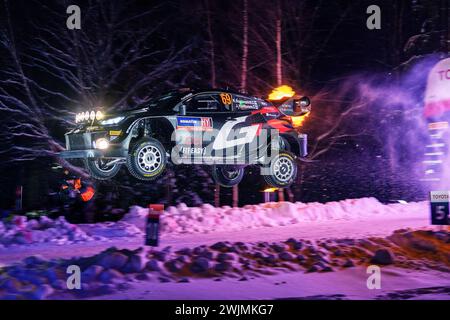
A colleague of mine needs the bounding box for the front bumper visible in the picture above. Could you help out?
[60,129,129,159]
[59,148,127,159]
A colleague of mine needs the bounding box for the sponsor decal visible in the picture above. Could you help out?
[176,117,213,131]
[181,147,206,155]
[234,97,259,110]
[430,191,450,225]
[109,130,122,136]
[86,126,101,132]
[430,190,449,202]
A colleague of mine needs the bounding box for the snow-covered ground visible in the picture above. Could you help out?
[0,198,449,300]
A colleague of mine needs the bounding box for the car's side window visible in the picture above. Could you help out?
[186,94,222,113]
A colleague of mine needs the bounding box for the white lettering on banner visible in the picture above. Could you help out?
[430,190,450,202]
[438,69,450,81]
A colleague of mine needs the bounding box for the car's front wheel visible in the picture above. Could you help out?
[262,151,297,188]
[211,165,244,187]
[126,138,167,181]
[84,158,121,180]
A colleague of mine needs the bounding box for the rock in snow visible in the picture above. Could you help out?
[0,228,448,299]
[370,249,395,265]
[0,214,144,247]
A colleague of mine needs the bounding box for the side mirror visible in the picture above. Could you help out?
[295,96,311,115]
[278,96,311,116]
[179,104,187,115]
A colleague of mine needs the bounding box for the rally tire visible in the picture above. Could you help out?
[262,151,297,188]
[84,159,121,180]
[211,165,244,187]
[126,138,167,181]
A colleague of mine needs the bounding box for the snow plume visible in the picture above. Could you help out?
[306,55,442,195]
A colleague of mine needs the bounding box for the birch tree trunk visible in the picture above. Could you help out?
[232,185,239,207]
[240,0,249,92]
[232,0,251,208]
[275,0,282,86]
[214,184,220,207]
[205,0,220,206]
[205,0,216,87]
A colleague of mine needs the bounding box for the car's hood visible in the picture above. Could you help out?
[103,106,175,119]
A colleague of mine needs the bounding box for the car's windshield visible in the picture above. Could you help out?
[146,91,185,109]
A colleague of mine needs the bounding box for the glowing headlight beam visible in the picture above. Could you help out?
[95,138,109,150]
[100,116,125,126]
[96,111,104,120]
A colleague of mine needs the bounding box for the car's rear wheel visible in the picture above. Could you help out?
[211,165,244,187]
[262,151,297,188]
[84,158,121,180]
[126,138,167,181]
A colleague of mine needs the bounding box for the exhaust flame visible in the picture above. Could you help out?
[291,113,309,127]
[268,85,309,128]
[268,85,296,101]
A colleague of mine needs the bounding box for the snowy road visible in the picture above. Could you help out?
[0,200,431,265]
[1,198,449,300]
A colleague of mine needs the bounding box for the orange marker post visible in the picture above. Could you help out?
[145,204,164,247]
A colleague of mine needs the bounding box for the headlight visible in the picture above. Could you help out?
[96,111,104,121]
[94,138,109,150]
[100,116,125,126]
[75,110,105,123]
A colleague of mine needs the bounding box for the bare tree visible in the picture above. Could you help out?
[0,1,195,172]
[275,0,282,87]
[240,0,249,92]
[205,0,217,88]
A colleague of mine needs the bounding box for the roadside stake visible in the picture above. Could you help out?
[145,204,164,247]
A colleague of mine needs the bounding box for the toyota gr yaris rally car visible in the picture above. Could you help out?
[59,88,311,188]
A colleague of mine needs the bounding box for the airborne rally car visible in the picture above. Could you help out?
[60,89,311,188]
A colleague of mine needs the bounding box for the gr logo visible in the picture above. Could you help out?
[366,5,381,30]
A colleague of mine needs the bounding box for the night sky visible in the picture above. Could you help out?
[0,0,448,212]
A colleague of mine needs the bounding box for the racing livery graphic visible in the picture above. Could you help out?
[60,89,311,188]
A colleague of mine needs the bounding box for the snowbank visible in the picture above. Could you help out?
[0,216,100,247]
[123,198,427,234]
[0,215,142,247]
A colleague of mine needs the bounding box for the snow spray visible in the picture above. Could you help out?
[145,204,164,247]
[308,54,445,200]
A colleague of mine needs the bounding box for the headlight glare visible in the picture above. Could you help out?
[96,111,104,120]
[94,138,109,150]
[100,116,125,126]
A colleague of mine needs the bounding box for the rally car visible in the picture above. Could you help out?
[59,88,311,188]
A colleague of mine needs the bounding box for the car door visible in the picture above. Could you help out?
[175,92,229,163]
